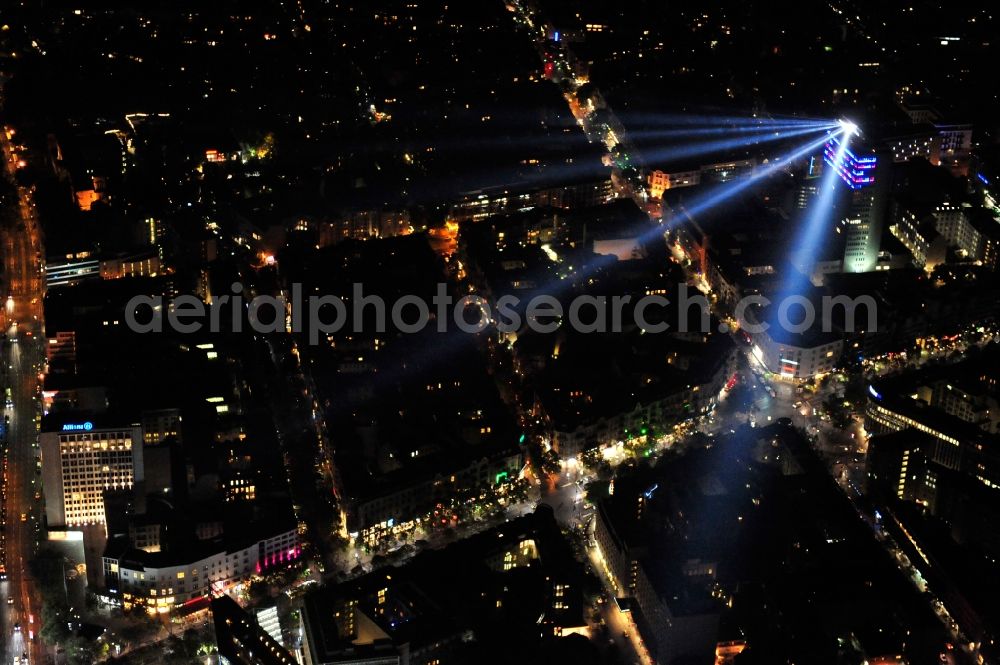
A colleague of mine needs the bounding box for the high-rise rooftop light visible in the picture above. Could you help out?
[837,118,860,136]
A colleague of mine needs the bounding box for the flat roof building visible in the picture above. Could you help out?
[40,420,143,529]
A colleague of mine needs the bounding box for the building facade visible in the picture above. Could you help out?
[825,136,886,274]
[102,527,299,611]
[40,424,144,528]
[549,343,737,457]
[933,203,980,257]
[749,329,843,381]
[345,448,524,547]
[592,492,720,663]
[141,408,182,445]
[647,158,755,199]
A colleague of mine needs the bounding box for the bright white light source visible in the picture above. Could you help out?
[838,119,859,136]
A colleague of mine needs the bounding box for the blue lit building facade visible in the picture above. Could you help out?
[823,135,877,190]
[824,136,887,273]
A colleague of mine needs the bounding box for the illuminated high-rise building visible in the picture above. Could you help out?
[824,136,887,273]
[40,422,144,528]
[842,190,880,273]
[824,135,876,190]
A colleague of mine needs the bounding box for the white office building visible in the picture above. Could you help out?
[40,422,144,529]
